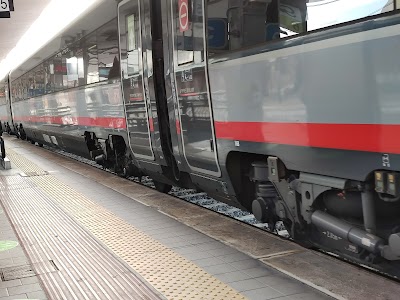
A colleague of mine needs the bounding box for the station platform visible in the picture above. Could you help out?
[0,136,375,299]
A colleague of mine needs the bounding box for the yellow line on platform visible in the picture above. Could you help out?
[7,148,247,300]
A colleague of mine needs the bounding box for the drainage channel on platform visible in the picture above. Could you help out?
[0,260,57,282]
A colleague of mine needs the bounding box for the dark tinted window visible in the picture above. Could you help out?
[97,19,119,81]
[53,53,64,91]
[20,76,26,100]
[126,13,140,77]
[175,1,194,65]
[61,51,68,88]
[11,79,17,101]
[34,65,45,96]
[173,0,205,64]
[20,78,25,101]
[11,18,121,95]
[85,32,99,84]
[27,71,35,98]
[206,0,395,55]
[43,60,54,94]
[0,86,5,105]
[76,46,85,86]
[65,48,78,88]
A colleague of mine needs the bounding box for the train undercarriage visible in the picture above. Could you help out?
[83,131,177,193]
[247,157,400,277]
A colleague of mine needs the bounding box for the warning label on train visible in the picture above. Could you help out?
[179,0,189,32]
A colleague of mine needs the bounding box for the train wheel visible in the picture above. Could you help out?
[153,181,172,193]
[30,140,35,144]
[38,143,43,147]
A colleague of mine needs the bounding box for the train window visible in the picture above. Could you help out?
[127,15,136,51]
[193,0,205,63]
[306,0,394,31]
[44,60,55,94]
[21,75,27,100]
[34,65,45,96]
[18,79,23,101]
[61,54,68,88]
[206,0,276,54]
[126,13,140,77]
[10,81,14,101]
[76,47,85,86]
[32,69,37,96]
[15,78,21,101]
[97,19,120,81]
[16,78,23,101]
[65,49,79,88]
[174,0,206,64]
[11,79,17,102]
[206,0,394,56]
[27,71,34,98]
[53,53,65,91]
[19,79,23,101]
[85,33,99,84]
[0,87,5,105]
[175,1,194,65]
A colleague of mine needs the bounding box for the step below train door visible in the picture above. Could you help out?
[118,0,155,160]
[170,0,221,176]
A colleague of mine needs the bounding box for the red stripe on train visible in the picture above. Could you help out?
[149,117,154,132]
[214,121,400,154]
[14,116,127,129]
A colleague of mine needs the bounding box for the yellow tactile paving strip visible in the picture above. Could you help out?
[7,148,248,300]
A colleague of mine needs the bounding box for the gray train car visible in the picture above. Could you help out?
[3,0,400,276]
[8,1,177,189]
[156,0,400,272]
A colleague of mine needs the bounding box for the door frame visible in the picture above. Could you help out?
[118,0,155,161]
[169,0,221,177]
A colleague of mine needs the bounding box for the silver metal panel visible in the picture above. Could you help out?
[12,81,126,140]
[208,23,400,125]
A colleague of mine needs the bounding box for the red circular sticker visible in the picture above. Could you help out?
[179,0,189,32]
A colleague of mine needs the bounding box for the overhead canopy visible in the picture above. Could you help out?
[0,0,52,64]
[0,0,116,82]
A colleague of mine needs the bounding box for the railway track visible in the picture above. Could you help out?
[43,146,286,232]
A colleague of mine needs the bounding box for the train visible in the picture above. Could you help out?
[1,0,400,276]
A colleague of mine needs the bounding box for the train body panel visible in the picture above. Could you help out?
[159,0,400,265]
[11,81,127,156]
[208,19,400,181]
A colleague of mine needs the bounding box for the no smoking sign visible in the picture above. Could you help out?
[178,0,189,32]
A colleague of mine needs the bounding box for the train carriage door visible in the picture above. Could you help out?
[171,0,221,176]
[5,76,14,133]
[118,0,155,160]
